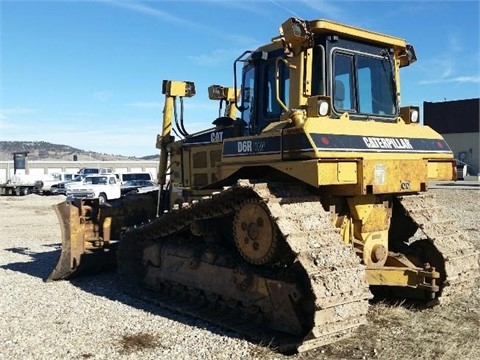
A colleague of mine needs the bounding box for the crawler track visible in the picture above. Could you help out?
[398,193,480,301]
[117,180,372,352]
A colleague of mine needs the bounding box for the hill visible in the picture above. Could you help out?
[0,141,158,162]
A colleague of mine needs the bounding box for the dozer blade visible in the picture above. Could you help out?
[46,199,116,281]
[47,193,159,282]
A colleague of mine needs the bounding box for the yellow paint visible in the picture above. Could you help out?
[366,267,440,288]
[346,196,391,267]
[337,162,357,183]
[308,19,407,48]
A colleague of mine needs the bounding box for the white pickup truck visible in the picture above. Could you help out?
[33,172,76,195]
[66,174,121,204]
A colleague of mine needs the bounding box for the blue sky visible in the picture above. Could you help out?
[1,0,479,157]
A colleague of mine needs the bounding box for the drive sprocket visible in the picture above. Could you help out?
[233,198,280,265]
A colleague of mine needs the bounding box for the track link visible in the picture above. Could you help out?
[398,193,480,301]
[118,180,372,352]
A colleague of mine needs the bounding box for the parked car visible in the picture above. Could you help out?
[120,180,159,195]
[115,171,153,184]
[78,167,112,175]
[456,160,477,180]
[57,174,87,195]
[33,172,76,195]
[66,174,121,204]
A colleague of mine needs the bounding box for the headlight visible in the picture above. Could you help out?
[307,95,331,118]
[410,109,419,123]
[318,100,330,116]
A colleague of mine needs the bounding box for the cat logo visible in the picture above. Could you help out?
[210,132,223,143]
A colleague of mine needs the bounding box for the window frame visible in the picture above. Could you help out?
[330,47,398,121]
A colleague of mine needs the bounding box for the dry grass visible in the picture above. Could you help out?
[292,280,480,360]
[248,338,281,358]
[119,332,162,354]
[246,285,479,360]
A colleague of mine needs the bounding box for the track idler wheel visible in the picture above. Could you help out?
[233,199,281,265]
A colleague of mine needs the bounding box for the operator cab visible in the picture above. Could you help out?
[236,48,290,135]
[236,18,416,135]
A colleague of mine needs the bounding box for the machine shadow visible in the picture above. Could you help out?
[1,245,62,280]
[69,273,250,344]
[1,245,259,348]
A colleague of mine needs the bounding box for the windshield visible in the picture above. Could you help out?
[333,51,396,118]
[84,176,108,185]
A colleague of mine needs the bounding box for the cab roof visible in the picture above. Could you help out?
[308,19,407,48]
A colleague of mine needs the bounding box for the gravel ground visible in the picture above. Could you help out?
[0,188,479,360]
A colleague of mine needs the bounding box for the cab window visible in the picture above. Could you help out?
[357,55,396,116]
[312,45,325,95]
[333,53,355,111]
[332,50,396,117]
[264,59,289,118]
[241,64,255,132]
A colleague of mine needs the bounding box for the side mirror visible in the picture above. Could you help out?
[398,44,417,68]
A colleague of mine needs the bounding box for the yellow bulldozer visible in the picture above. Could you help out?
[48,18,479,352]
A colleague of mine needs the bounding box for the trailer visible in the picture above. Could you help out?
[0,175,37,196]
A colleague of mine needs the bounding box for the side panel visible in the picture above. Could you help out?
[219,157,452,196]
[221,131,283,164]
[185,143,223,187]
[361,159,426,193]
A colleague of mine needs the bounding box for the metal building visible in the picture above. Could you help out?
[424,98,480,177]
